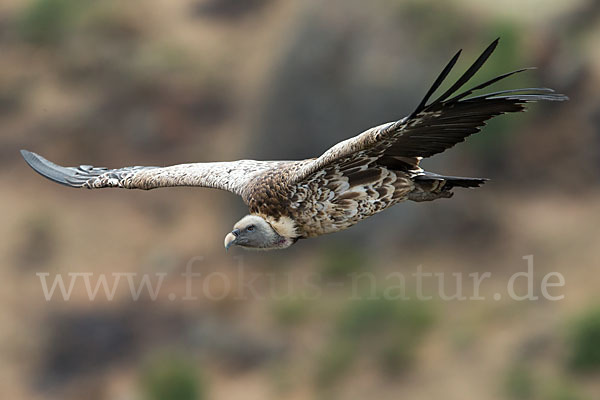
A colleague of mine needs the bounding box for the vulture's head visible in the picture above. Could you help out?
[224,215,295,251]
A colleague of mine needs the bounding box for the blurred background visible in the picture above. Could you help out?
[1,0,599,399]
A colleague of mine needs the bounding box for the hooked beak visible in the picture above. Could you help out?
[224,229,241,251]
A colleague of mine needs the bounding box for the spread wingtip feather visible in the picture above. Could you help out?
[20,149,83,188]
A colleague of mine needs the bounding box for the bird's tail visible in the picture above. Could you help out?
[409,172,487,202]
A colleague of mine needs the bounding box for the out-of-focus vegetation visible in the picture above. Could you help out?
[503,363,589,400]
[318,244,369,280]
[1,0,599,399]
[316,296,434,388]
[140,354,206,400]
[504,363,537,400]
[568,307,600,371]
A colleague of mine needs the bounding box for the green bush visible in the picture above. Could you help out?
[18,0,89,45]
[568,307,600,371]
[315,339,356,388]
[140,355,206,400]
[316,295,434,387]
[503,363,589,400]
[545,382,586,400]
[318,244,368,280]
[504,363,536,400]
[271,297,312,327]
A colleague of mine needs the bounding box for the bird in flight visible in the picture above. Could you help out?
[22,39,566,251]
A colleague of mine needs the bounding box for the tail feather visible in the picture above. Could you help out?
[415,172,488,188]
[409,172,487,202]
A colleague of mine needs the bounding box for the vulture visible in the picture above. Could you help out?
[21,39,567,251]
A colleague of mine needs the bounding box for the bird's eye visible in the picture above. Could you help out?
[247,225,255,232]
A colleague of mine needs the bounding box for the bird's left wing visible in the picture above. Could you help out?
[289,38,568,186]
[21,150,280,197]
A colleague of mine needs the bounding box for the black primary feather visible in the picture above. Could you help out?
[384,39,568,160]
[429,38,500,107]
[20,150,149,188]
[409,49,462,119]
[20,150,88,187]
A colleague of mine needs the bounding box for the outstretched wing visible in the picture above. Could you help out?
[290,38,568,185]
[21,150,281,197]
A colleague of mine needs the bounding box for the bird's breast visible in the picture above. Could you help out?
[286,167,414,237]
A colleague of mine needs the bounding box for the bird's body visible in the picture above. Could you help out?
[21,39,567,250]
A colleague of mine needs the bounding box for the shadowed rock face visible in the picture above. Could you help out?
[249,13,421,162]
[36,311,141,390]
[191,0,273,20]
[35,307,285,390]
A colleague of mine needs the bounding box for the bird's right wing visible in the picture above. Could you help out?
[289,38,568,186]
[21,150,281,197]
